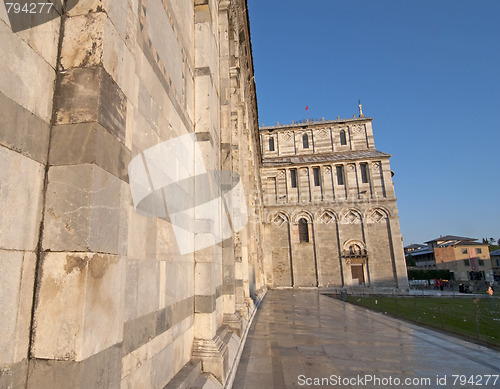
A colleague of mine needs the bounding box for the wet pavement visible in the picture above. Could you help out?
[233,290,500,389]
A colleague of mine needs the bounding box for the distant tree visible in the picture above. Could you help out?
[405,254,415,267]
[498,238,500,246]
[490,238,495,245]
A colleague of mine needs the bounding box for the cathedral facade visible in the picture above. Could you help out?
[260,113,409,289]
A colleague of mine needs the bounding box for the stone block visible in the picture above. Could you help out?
[192,334,228,385]
[136,261,159,317]
[0,146,44,251]
[0,21,56,122]
[193,374,223,389]
[164,359,202,389]
[27,344,121,389]
[122,311,157,356]
[151,342,175,388]
[32,252,125,361]
[53,66,126,143]
[172,297,195,327]
[195,262,215,296]
[65,0,110,16]
[49,122,131,182]
[195,294,216,314]
[15,8,60,68]
[121,47,138,107]
[0,250,36,365]
[60,12,105,69]
[120,357,153,389]
[194,312,216,340]
[0,90,50,164]
[102,15,127,88]
[156,219,179,259]
[42,164,125,254]
[0,359,28,389]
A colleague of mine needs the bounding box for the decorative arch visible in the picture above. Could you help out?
[342,239,367,259]
[316,209,338,224]
[268,211,289,227]
[341,208,363,224]
[291,209,314,224]
[366,207,390,223]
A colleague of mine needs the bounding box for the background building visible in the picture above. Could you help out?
[404,243,436,268]
[488,249,500,281]
[259,113,408,289]
[405,236,494,282]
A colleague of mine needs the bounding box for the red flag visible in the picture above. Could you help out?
[305,105,309,111]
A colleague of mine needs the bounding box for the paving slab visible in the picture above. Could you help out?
[233,290,500,389]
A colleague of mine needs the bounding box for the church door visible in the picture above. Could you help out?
[351,265,364,285]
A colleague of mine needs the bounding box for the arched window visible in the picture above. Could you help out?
[298,218,309,242]
[340,130,347,145]
[269,137,275,151]
[290,169,297,188]
[336,165,344,185]
[302,133,309,149]
[313,167,320,186]
[360,162,369,183]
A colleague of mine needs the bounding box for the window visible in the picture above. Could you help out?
[290,169,297,188]
[336,165,344,185]
[497,259,500,267]
[462,248,468,254]
[313,167,320,186]
[468,271,485,281]
[478,259,484,266]
[360,163,369,184]
[269,137,275,151]
[464,259,470,266]
[302,133,309,149]
[298,218,309,242]
[340,130,347,145]
[476,248,482,254]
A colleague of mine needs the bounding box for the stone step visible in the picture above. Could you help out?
[163,359,201,389]
[192,373,223,389]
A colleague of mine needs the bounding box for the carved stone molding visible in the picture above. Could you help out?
[282,131,292,142]
[223,312,243,337]
[192,333,228,384]
[344,210,361,224]
[317,128,329,138]
[368,209,387,223]
[272,214,286,226]
[319,211,334,224]
[351,124,365,134]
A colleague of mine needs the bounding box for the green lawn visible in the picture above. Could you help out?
[345,296,500,348]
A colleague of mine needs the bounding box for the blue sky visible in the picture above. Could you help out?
[248,0,500,245]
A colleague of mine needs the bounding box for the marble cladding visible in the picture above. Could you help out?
[1,0,263,388]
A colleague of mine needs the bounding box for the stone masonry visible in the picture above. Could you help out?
[260,116,409,290]
[0,1,408,388]
[0,0,265,388]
